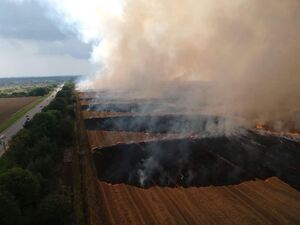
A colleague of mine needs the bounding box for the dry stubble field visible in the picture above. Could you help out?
[0,97,38,124]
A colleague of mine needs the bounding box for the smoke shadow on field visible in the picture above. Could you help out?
[81,101,180,114]
[85,115,236,135]
[93,134,300,189]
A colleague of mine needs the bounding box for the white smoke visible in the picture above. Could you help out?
[11,0,300,130]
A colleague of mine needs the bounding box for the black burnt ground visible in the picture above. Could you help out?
[93,133,300,189]
[85,114,226,133]
[81,102,169,112]
[84,102,300,189]
[82,103,141,111]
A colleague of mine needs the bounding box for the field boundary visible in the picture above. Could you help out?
[0,95,47,133]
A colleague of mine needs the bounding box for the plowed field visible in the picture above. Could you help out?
[77,91,300,225]
[0,97,38,124]
[98,178,300,225]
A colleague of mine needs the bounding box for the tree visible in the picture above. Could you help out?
[27,155,55,179]
[26,137,59,162]
[9,128,33,148]
[0,191,21,225]
[7,129,33,166]
[0,168,40,208]
[26,112,59,140]
[28,87,50,96]
[36,194,71,225]
[0,157,15,174]
[45,97,66,112]
[57,118,74,146]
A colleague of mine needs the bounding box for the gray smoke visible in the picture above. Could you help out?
[79,0,300,131]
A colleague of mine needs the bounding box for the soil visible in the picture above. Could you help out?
[97,178,300,225]
[77,91,300,225]
[87,130,200,151]
[0,97,38,124]
[93,136,300,189]
[85,114,222,133]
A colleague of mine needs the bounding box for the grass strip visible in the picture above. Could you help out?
[0,96,47,133]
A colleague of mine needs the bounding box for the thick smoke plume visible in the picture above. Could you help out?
[80,0,300,131]
[18,0,299,130]
[73,0,300,187]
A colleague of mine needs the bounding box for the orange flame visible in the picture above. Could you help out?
[255,124,264,129]
[254,123,300,140]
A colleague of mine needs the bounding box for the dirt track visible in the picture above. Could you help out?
[77,92,300,225]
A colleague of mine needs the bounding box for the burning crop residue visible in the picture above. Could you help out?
[255,124,265,130]
[85,114,241,136]
[77,89,300,224]
[41,0,300,221]
[93,134,300,189]
[73,0,300,133]
[254,123,300,142]
[93,139,245,187]
[78,93,300,190]
[75,0,300,200]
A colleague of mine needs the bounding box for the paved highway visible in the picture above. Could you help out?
[0,85,62,156]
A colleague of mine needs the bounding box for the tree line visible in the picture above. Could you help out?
[0,83,75,225]
[0,85,56,98]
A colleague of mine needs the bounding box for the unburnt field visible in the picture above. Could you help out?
[77,91,300,225]
[0,97,38,124]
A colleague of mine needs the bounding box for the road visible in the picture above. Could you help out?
[0,85,62,156]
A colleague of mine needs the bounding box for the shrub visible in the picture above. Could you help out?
[27,155,55,179]
[26,137,59,162]
[28,87,50,96]
[7,129,33,166]
[0,191,21,225]
[0,168,40,208]
[0,82,75,225]
[26,112,58,140]
[36,194,71,225]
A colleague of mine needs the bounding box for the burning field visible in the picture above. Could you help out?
[27,1,299,224]
[77,90,300,225]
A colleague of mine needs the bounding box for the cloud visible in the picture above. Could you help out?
[0,0,95,77]
[0,37,95,77]
[38,37,92,59]
[0,0,66,41]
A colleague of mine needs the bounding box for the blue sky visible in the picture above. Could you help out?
[0,0,95,77]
